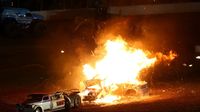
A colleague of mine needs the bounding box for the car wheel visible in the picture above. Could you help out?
[34,107,42,112]
[74,94,81,108]
[65,97,71,111]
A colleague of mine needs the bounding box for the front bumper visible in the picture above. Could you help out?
[16,104,34,112]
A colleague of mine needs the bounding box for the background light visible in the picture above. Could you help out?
[61,50,65,54]
[196,56,200,60]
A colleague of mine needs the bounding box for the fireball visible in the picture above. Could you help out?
[81,35,176,104]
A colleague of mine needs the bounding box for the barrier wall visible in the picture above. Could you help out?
[108,2,200,15]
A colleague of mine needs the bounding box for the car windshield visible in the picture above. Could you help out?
[24,94,44,102]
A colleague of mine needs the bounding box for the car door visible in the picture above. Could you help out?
[41,96,51,111]
[51,94,65,110]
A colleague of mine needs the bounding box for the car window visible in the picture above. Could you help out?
[43,96,50,101]
[52,94,63,100]
[25,95,43,102]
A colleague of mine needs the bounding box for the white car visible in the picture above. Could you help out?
[16,91,81,112]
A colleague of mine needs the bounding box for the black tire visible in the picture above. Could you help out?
[65,97,71,111]
[74,94,81,108]
[34,107,42,112]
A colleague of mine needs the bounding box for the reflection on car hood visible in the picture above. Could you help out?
[32,13,44,20]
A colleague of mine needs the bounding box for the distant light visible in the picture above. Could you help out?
[11,2,14,6]
[196,56,200,60]
[189,64,193,67]
[182,63,187,66]
[61,50,65,54]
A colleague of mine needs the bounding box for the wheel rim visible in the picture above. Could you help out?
[35,108,41,112]
[75,97,81,106]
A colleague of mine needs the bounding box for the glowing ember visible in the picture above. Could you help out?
[95,95,120,104]
[81,36,176,104]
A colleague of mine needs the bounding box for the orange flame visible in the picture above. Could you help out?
[81,36,176,103]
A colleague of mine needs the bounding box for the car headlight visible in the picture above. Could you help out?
[31,105,36,108]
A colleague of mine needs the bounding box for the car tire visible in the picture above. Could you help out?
[34,107,42,112]
[74,94,81,108]
[65,97,71,111]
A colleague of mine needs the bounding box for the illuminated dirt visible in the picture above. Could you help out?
[1,83,200,112]
[72,83,200,112]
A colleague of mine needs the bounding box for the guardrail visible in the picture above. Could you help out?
[108,2,200,15]
[31,2,200,20]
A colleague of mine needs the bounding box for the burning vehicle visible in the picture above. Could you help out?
[82,79,149,102]
[80,36,176,104]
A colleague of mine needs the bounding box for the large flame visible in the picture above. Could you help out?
[81,36,176,104]
[83,38,156,85]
